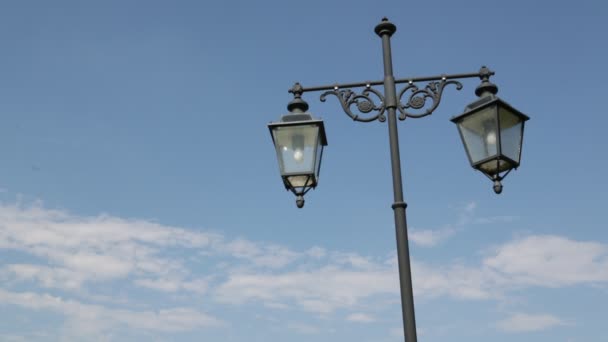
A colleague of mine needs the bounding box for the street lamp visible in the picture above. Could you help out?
[451,67,530,194]
[268,85,328,208]
[268,18,529,342]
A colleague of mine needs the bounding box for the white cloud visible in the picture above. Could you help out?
[134,277,208,294]
[214,233,608,313]
[0,288,223,334]
[2,201,608,339]
[0,203,215,291]
[465,201,477,213]
[332,252,375,269]
[473,215,518,224]
[456,200,519,228]
[0,201,304,337]
[409,200,512,247]
[346,312,375,323]
[221,238,300,269]
[5,203,607,306]
[412,261,497,300]
[214,266,398,314]
[409,227,456,247]
[287,322,320,334]
[0,332,52,342]
[497,313,565,332]
[484,235,608,287]
[390,327,403,338]
[3,264,86,290]
[306,246,326,259]
[411,234,608,300]
[0,202,304,294]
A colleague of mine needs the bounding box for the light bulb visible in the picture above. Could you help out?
[486,131,497,145]
[293,149,304,163]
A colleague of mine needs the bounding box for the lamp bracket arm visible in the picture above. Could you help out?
[320,86,387,122]
[291,67,494,123]
[295,69,493,93]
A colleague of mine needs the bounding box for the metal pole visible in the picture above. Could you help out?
[375,18,418,342]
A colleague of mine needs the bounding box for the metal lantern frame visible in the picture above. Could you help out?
[454,96,529,171]
[268,113,327,208]
[451,79,530,193]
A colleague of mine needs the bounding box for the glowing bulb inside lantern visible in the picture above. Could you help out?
[293,149,304,163]
[486,131,497,145]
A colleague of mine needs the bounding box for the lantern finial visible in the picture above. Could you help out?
[288,83,309,113]
[475,66,498,97]
[493,178,503,194]
[296,195,305,208]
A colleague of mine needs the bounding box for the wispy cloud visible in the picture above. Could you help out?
[346,312,375,323]
[287,322,321,334]
[497,313,566,332]
[134,277,208,294]
[222,238,300,268]
[408,201,472,248]
[465,201,477,213]
[215,266,397,314]
[0,203,218,292]
[0,288,223,332]
[1,201,606,339]
[409,227,456,247]
[0,202,306,295]
[484,235,608,287]
[0,202,289,337]
[409,200,516,248]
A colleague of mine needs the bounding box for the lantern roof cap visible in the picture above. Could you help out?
[451,94,530,123]
[281,113,314,122]
[268,114,328,146]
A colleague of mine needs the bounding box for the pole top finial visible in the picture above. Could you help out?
[375,17,396,37]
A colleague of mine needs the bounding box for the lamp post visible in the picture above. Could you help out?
[268,18,529,342]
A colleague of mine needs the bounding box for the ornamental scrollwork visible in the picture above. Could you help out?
[320,86,386,122]
[397,79,463,120]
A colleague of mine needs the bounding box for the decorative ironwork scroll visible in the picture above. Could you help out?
[397,79,463,120]
[297,69,491,123]
[320,86,387,122]
[316,79,464,123]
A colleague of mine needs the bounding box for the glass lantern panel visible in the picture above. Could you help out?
[272,124,320,175]
[499,107,524,164]
[457,106,499,164]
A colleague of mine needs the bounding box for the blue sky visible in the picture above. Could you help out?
[0,0,607,341]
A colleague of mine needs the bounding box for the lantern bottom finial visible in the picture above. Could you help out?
[493,179,503,194]
[296,195,305,208]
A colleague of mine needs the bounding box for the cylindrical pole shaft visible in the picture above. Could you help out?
[375,18,418,342]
